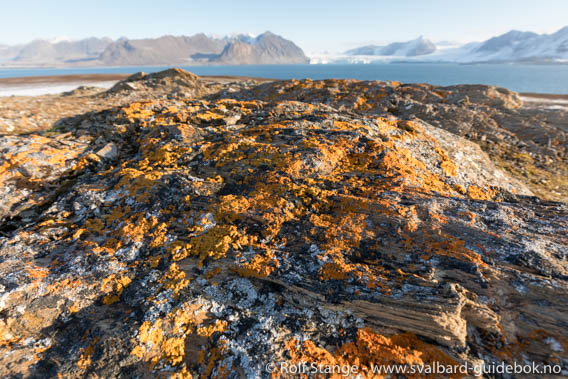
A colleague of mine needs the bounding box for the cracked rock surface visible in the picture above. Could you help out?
[0,69,567,378]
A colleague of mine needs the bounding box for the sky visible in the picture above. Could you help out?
[1,0,567,52]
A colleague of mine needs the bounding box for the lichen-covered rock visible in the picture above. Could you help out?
[0,68,262,135]
[106,68,204,97]
[0,71,567,378]
[214,79,568,202]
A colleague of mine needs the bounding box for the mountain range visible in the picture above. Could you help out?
[449,27,568,63]
[2,27,567,67]
[0,32,309,67]
[313,26,568,64]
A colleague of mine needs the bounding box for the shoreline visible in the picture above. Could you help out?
[519,92,568,101]
[0,74,274,96]
[0,74,130,86]
[0,73,566,99]
[0,73,275,86]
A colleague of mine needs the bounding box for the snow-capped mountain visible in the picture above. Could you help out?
[311,26,568,64]
[345,36,436,57]
[450,27,568,63]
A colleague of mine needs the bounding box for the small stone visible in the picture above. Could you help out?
[95,142,118,160]
[223,114,241,125]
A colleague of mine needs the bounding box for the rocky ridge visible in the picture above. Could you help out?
[0,69,265,135]
[0,69,567,377]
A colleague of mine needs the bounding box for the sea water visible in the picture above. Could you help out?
[0,63,567,94]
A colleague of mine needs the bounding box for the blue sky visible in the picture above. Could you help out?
[1,0,567,52]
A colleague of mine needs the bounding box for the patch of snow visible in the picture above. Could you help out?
[0,81,117,97]
[520,96,568,105]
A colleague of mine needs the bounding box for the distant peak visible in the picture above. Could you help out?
[555,25,568,35]
[50,36,73,43]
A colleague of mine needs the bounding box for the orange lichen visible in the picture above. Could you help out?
[319,262,351,281]
[101,274,132,305]
[235,251,279,278]
[115,168,164,202]
[25,266,49,279]
[467,185,498,201]
[196,111,225,121]
[68,303,80,314]
[77,337,99,370]
[160,263,190,297]
[121,101,155,121]
[131,299,226,375]
[459,211,477,226]
[196,320,228,338]
[423,232,487,268]
[161,337,186,365]
[434,147,458,177]
[168,225,240,265]
[45,278,83,294]
[285,328,460,379]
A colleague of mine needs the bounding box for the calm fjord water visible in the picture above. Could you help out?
[1,63,567,94]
